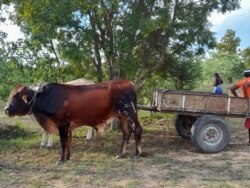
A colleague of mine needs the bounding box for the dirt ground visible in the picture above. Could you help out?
[0,108,250,187]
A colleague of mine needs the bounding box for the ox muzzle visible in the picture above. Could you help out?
[4,106,11,116]
[4,103,30,117]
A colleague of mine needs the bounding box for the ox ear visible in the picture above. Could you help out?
[22,94,28,104]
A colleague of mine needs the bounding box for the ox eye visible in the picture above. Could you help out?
[14,93,20,98]
[12,93,20,104]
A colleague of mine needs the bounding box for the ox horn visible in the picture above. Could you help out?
[22,95,28,104]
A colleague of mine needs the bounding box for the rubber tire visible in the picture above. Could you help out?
[175,115,197,139]
[191,115,230,153]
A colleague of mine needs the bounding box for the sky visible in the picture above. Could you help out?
[0,1,250,49]
[0,5,23,41]
[208,0,250,49]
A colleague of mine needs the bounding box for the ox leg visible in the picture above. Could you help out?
[40,129,47,149]
[116,117,132,159]
[47,134,53,148]
[57,124,69,164]
[133,117,142,157]
[66,130,72,160]
[86,127,95,140]
[248,129,250,146]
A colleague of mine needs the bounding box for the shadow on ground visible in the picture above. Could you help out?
[0,123,35,140]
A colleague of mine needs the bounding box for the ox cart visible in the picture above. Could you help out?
[138,90,250,153]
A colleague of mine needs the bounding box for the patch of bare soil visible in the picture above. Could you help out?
[0,115,250,188]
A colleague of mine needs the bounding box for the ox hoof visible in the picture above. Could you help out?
[138,152,148,157]
[55,160,64,166]
[46,145,53,149]
[116,155,125,159]
[39,145,46,149]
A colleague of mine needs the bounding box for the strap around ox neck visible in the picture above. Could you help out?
[27,85,44,114]
[29,85,44,93]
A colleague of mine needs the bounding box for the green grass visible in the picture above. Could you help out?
[1,100,250,187]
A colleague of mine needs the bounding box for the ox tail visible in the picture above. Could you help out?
[116,89,137,117]
[115,87,140,129]
[115,87,142,157]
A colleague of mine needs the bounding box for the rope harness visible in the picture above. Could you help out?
[28,84,44,114]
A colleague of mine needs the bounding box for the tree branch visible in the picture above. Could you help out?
[50,39,62,67]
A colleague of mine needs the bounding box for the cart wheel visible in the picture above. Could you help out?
[175,115,197,139]
[191,115,230,153]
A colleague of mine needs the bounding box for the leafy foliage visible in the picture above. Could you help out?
[202,52,245,84]
[241,47,250,68]
[0,0,243,100]
[217,29,241,54]
[201,29,246,89]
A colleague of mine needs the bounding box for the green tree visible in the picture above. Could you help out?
[201,28,245,92]
[217,29,241,54]
[241,47,250,68]
[0,0,241,92]
[202,52,244,85]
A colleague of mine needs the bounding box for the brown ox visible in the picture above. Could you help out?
[40,78,96,148]
[4,79,142,164]
[65,78,116,139]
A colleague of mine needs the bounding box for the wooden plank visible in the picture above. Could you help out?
[229,97,248,114]
[204,96,228,114]
[137,104,158,111]
[184,95,206,112]
[161,93,183,111]
[152,90,249,117]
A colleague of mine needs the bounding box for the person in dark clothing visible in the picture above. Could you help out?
[213,73,223,94]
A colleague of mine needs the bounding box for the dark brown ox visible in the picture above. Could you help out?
[40,78,96,148]
[4,79,142,164]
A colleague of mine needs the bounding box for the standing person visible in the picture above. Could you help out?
[213,73,223,94]
[243,80,250,145]
[230,70,250,98]
[230,69,250,145]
